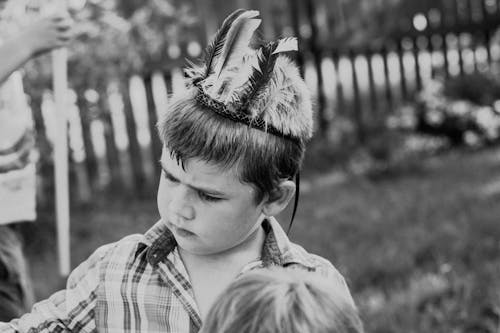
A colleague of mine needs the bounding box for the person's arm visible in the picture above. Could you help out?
[0,243,113,333]
[0,13,72,84]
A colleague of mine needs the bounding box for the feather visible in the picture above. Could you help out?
[255,57,313,138]
[212,10,261,80]
[236,37,298,114]
[184,58,205,84]
[272,37,298,54]
[237,44,278,114]
[219,51,259,104]
[202,9,247,79]
[182,6,313,142]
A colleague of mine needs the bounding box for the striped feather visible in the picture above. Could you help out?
[212,10,261,80]
[202,9,247,78]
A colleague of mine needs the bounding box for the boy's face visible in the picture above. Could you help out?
[157,148,266,256]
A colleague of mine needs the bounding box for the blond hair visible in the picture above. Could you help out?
[201,268,364,333]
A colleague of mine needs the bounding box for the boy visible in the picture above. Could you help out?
[0,9,353,332]
[201,267,364,333]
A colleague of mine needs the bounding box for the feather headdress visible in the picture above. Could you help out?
[185,9,313,142]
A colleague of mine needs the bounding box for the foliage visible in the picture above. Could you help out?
[388,74,500,147]
[321,0,496,48]
[443,72,500,106]
[303,113,449,180]
[319,0,432,48]
[349,131,449,180]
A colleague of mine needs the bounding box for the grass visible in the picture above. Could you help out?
[23,146,500,332]
[293,147,500,332]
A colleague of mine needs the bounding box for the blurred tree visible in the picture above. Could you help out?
[19,0,200,97]
[319,0,453,49]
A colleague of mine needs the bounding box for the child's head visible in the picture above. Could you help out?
[158,9,312,200]
[200,267,364,333]
[158,79,309,204]
[156,9,313,255]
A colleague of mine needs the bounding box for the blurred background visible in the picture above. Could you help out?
[2,0,500,331]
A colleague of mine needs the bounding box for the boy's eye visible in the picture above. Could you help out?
[163,171,179,183]
[197,191,221,202]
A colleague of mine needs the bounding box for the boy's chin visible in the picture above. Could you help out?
[176,240,229,257]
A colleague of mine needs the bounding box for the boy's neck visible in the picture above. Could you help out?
[178,224,266,270]
[178,225,266,320]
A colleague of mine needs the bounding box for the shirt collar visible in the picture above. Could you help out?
[142,217,314,269]
[142,220,176,266]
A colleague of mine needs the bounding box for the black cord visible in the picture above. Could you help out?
[287,172,300,235]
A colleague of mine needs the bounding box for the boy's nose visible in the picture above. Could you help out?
[169,186,195,221]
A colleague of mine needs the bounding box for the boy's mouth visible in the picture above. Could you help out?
[167,222,196,238]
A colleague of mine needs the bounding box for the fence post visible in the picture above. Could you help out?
[305,0,328,137]
[428,34,436,78]
[143,74,162,181]
[484,29,492,66]
[349,49,364,144]
[332,51,345,116]
[457,33,465,75]
[380,45,393,111]
[163,71,173,96]
[396,40,408,100]
[67,97,91,203]
[76,92,98,188]
[98,92,121,190]
[463,0,473,24]
[365,48,378,115]
[472,33,479,72]
[120,77,146,195]
[288,0,305,77]
[442,33,450,77]
[257,0,276,39]
[195,0,216,42]
[413,37,423,90]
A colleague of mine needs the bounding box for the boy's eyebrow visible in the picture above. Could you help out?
[159,161,227,196]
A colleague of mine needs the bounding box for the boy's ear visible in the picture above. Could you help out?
[261,180,296,217]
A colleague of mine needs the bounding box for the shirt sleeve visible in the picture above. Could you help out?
[0,243,114,333]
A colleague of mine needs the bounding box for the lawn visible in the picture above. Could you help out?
[23,146,500,332]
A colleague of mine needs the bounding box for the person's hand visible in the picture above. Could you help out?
[20,12,73,56]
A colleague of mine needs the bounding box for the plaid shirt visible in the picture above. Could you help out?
[0,218,353,333]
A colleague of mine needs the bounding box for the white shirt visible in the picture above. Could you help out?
[0,71,37,224]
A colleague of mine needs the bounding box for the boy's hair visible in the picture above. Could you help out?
[200,268,364,333]
[157,9,313,201]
